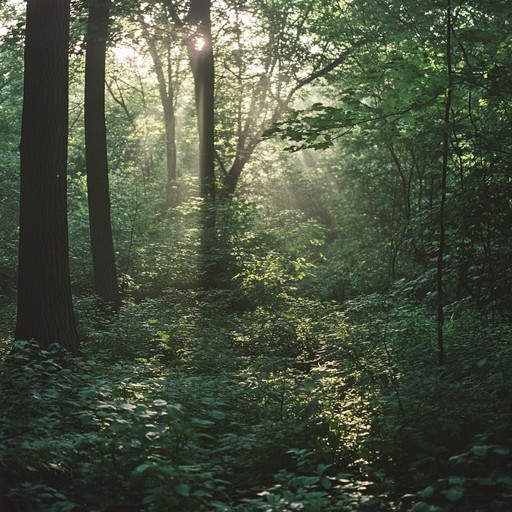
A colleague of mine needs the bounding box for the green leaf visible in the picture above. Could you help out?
[321,477,332,490]
[110,422,127,433]
[410,503,431,512]
[132,464,152,475]
[166,404,184,419]
[443,487,464,502]
[497,476,512,487]
[475,477,495,486]
[420,486,435,499]
[118,402,136,411]
[471,445,488,456]
[208,410,226,420]
[316,464,331,475]
[175,483,190,496]
[447,476,466,485]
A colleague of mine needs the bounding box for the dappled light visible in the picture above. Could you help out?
[193,34,206,51]
[110,44,138,63]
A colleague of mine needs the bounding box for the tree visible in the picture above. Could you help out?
[138,6,182,208]
[263,0,512,318]
[184,0,217,286]
[164,0,216,199]
[436,0,453,367]
[85,0,120,308]
[185,0,216,199]
[15,0,79,352]
[163,0,218,286]
[144,0,365,202]
[212,0,368,197]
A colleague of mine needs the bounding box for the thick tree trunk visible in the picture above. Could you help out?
[85,0,120,308]
[16,0,79,352]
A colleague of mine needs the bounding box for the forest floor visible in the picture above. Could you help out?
[1,289,511,511]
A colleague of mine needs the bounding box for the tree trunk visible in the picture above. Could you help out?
[164,88,178,207]
[222,155,246,198]
[436,0,453,367]
[15,0,79,352]
[184,0,218,287]
[186,0,216,199]
[85,0,120,308]
[142,21,178,208]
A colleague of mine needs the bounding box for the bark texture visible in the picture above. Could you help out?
[436,0,453,367]
[16,0,79,352]
[85,0,120,308]
[186,0,216,199]
[142,22,178,208]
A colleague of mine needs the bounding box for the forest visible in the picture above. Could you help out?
[0,0,511,510]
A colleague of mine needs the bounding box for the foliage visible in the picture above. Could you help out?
[0,5,23,302]
[407,437,512,512]
[1,0,511,509]
[2,285,511,510]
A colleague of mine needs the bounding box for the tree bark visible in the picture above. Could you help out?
[185,0,216,199]
[161,0,217,286]
[221,154,250,197]
[85,0,120,308]
[184,0,218,287]
[436,0,453,367]
[16,0,79,352]
[142,20,178,208]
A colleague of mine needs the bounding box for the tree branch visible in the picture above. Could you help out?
[286,39,368,102]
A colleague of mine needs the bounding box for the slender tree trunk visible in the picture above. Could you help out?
[185,0,216,199]
[85,0,120,308]
[16,0,79,352]
[184,0,218,287]
[436,0,453,367]
[164,86,178,207]
[222,155,246,197]
[143,23,178,208]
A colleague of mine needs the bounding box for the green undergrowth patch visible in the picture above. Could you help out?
[0,338,392,511]
[1,289,511,511]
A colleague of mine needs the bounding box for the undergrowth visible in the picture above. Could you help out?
[0,289,511,511]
